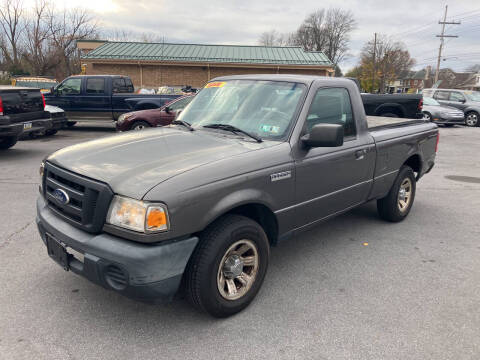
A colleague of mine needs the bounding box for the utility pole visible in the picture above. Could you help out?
[434,5,460,84]
[372,33,377,93]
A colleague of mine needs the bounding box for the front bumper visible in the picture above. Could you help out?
[432,115,465,124]
[36,196,199,302]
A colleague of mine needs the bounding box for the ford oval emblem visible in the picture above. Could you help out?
[52,189,70,205]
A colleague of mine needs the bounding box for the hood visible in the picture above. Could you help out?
[47,127,275,199]
[127,108,163,118]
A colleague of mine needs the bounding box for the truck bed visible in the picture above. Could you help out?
[367,116,428,130]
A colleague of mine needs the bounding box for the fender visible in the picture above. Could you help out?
[200,188,277,230]
[375,102,406,117]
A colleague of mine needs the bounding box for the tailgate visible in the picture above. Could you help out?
[1,87,46,123]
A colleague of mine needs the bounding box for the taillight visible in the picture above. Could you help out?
[418,98,423,111]
[435,132,439,152]
[41,93,46,109]
[0,96,3,116]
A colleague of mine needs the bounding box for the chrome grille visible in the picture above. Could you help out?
[43,163,113,233]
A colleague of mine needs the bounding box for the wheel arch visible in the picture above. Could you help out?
[403,153,422,180]
[375,103,406,117]
[199,194,279,246]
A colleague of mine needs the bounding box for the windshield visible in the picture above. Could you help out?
[177,80,306,141]
[423,97,440,106]
[464,91,480,102]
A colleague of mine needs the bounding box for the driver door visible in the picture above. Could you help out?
[51,78,82,115]
[292,86,375,229]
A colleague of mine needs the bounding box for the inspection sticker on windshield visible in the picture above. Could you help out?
[205,81,226,88]
[260,125,280,134]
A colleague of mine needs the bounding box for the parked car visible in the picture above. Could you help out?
[37,75,438,317]
[116,95,195,131]
[347,77,424,118]
[422,97,465,126]
[0,85,51,150]
[44,75,181,126]
[45,105,68,135]
[422,88,480,127]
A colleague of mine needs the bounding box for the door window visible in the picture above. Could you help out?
[434,91,450,100]
[86,78,105,94]
[305,87,356,137]
[112,78,126,93]
[57,78,81,95]
[450,92,465,102]
[169,97,193,111]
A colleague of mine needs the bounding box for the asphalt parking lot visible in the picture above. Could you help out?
[0,123,479,360]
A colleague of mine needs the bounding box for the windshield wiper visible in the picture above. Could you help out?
[202,124,262,143]
[171,120,194,131]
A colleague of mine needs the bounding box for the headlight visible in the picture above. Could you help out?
[39,161,45,178]
[117,113,133,125]
[39,161,45,192]
[106,195,169,233]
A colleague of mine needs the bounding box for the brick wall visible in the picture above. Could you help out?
[84,61,329,89]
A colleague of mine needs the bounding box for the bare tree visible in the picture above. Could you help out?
[289,8,356,68]
[360,34,415,92]
[22,0,53,75]
[0,0,24,68]
[48,6,97,76]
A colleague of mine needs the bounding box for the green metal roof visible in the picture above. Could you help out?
[82,41,333,66]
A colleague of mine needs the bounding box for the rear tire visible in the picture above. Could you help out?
[377,165,416,222]
[0,136,18,150]
[465,111,479,127]
[422,112,432,121]
[185,214,269,318]
[66,121,77,128]
[45,129,58,136]
[130,121,151,131]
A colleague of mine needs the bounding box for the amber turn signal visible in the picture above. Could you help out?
[146,207,168,231]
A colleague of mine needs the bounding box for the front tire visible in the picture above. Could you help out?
[377,165,416,222]
[422,112,432,121]
[465,111,479,127]
[0,136,18,150]
[185,214,270,318]
[130,120,151,131]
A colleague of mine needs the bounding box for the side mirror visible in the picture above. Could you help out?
[165,106,171,114]
[301,123,344,148]
[50,86,55,94]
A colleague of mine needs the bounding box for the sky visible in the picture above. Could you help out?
[40,0,480,73]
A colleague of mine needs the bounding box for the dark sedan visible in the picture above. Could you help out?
[422,97,465,126]
[116,95,195,131]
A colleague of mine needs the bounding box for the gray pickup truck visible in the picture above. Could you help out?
[36,75,438,317]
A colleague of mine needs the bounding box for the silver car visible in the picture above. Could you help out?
[422,97,465,126]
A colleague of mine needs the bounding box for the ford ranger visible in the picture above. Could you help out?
[36,75,438,317]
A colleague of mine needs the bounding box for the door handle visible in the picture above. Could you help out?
[355,149,367,160]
